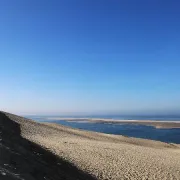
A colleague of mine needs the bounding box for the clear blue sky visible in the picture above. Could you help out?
[0,0,180,115]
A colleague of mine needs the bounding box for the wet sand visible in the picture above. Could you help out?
[1,111,180,180]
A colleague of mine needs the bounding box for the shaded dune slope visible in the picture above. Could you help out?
[0,111,96,180]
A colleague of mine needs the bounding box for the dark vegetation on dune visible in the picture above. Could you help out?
[0,111,96,180]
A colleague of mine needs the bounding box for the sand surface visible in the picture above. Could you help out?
[2,112,180,180]
[0,111,95,180]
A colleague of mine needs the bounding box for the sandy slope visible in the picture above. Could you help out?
[3,112,180,180]
[0,112,95,180]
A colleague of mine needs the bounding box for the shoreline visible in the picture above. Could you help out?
[45,117,180,129]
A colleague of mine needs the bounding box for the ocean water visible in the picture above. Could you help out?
[28,115,180,144]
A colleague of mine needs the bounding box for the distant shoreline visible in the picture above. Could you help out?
[45,118,180,129]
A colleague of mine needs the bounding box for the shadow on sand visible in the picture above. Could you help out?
[0,112,96,180]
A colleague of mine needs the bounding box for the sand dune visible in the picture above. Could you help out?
[0,111,95,180]
[1,111,180,180]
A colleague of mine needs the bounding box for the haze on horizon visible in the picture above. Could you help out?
[0,1,180,116]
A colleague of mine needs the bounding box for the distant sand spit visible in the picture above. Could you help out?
[45,117,180,129]
[3,112,180,180]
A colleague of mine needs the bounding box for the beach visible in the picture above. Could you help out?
[1,111,180,180]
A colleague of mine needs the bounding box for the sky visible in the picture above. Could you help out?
[0,0,180,115]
